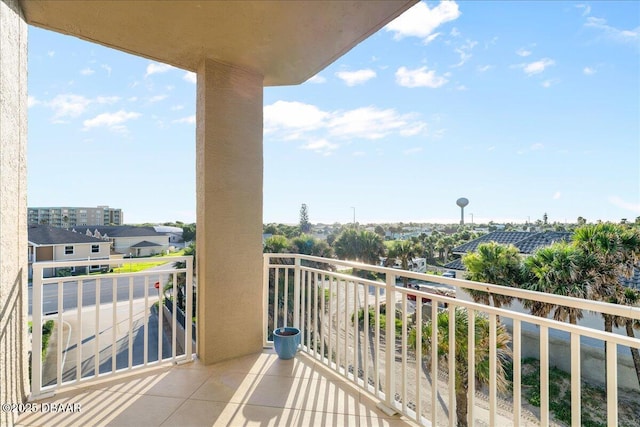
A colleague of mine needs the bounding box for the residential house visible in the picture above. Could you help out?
[153,225,184,245]
[73,225,169,257]
[27,224,111,278]
[443,230,572,276]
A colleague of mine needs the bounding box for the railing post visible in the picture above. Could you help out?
[293,256,301,329]
[263,254,270,346]
[185,256,194,358]
[30,263,43,399]
[378,272,398,416]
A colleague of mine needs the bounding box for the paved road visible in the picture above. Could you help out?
[42,298,174,387]
[29,263,178,315]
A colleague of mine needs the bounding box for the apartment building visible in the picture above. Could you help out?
[27,205,123,227]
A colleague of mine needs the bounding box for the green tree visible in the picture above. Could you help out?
[182,223,196,242]
[573,223,640,385]
[333,228,359,261]
[290,234,333,258]
[523,242,594,324]
[409,308,512,427]
[263,235,290,253]
[299,204,311,234]
[387,240,416,288]
[462,242,522,310]
[357,230,386,265]
[333,229,385,265]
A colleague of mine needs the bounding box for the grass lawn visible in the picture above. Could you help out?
[111,250,188,273]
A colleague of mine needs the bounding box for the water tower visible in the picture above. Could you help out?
[456,197,469,225]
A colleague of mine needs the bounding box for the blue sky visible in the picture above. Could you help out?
[27,1,639,225]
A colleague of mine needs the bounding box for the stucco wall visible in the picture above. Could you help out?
[0,0,29,424]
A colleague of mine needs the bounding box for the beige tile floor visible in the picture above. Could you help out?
[17,350,418,427]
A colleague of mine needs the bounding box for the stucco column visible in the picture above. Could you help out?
[0,0,29,423]
[196,59,264,364]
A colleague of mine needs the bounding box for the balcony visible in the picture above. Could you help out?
[22,254,640,426]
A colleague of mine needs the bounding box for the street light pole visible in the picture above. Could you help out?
[351,207,356,228]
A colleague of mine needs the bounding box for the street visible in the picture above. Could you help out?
[29,264,175,315]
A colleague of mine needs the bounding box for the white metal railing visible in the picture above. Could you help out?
[264,253,640,427]
[30,256,194,399]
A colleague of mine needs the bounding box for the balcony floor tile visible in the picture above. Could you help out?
[17,350,418,427]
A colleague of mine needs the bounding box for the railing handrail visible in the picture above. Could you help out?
[264,253,640,321]
[264,252,640,426]
[31,255,194,400]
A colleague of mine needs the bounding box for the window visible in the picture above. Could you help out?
[65,245,74,255]
[91,244,99,253]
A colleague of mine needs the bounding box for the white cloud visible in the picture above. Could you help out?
[521,58,555,76]
[301,139,338,156]
[47,50,55,58]
[80,67,95,76]
[450,27,461,37]
[516,48,532,57]
[541,79,560,88]
[306,74,327,84]
[171,105,185,111]
[424,32,441,44]
[27,96,39,108]
[95,96,120,104]
[83,110,141,130]
[553,191,561,200]
[328,107,425,140]
[385,1,461,43]
[127,97,138,102]
[452,40,478,67]
[264,101,329,133]
[395,66,448,88]
[145,62,174,78]
[477,65,493,72]
[48,94,92,120]
[583,66,596,75]
[183,72,197,84]
[400,122,428,136]
[149,94,168,103]
[455,85,467,91]
[101,64,112,77]
[575,4,591,16]
[585,17,639,44]
[335,69,376,86]
[531,143,544,150]
[264,101,428,151]
[609,196,640,213]
[403,147,423,155]
[173,115,196,124]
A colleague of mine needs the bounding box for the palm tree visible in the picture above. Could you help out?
[573,223,640,333]
[357,230,386,265]
[523,242,593,324]
[573,223,640,385]
[462,242,522,311]
[409,308,512,427]
[441,236,455,263]
[333,228,360,261]
[387,240,416,288]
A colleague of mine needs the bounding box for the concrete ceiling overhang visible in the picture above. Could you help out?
[21,0,418,86]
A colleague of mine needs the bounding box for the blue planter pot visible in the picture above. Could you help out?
[273,327,301,360]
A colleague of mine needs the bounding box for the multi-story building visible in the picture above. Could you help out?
[27,205,123,227]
